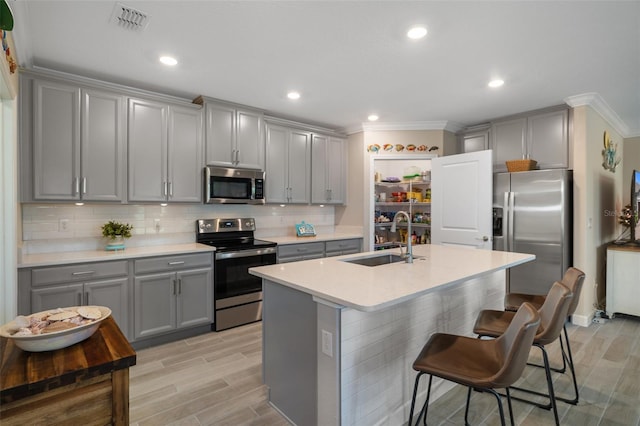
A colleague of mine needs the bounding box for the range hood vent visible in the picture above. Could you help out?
[110,3,149,31]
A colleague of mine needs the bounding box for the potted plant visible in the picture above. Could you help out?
[101,220,133,251]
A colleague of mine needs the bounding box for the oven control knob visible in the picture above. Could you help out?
[205,223,212,229]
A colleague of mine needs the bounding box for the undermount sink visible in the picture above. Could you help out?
[343,254,406,267]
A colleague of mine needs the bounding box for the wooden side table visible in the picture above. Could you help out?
[0,316,136,425]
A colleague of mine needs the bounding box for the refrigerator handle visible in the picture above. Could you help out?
[508,191,515,251]
[503,192,510,251]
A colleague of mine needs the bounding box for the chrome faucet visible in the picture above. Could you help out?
[391,210,413,263]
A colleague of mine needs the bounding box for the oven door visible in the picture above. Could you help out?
[214,247,276,331]
[214,248,276,300]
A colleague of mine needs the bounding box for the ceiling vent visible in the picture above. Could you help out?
[110,3,150,31]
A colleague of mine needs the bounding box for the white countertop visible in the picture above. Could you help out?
[250,245,534,312]
[263,232,362,245]
[18,243,216,268]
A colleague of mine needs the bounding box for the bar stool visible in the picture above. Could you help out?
[473,281,573,426]
[408,303,540,426]
[504,267,585,405]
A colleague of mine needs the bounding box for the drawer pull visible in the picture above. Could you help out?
[168,261,185,266]
[72,271,95,276]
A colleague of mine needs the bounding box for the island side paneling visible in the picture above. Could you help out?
[338,271,504,425]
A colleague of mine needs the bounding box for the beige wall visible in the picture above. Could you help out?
[622,136,640,204]
[572,106,624,323]
[335,131,365,227]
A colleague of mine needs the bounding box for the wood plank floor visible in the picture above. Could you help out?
[129,315,640,425]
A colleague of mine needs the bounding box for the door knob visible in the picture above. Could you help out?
[475,236,489,242]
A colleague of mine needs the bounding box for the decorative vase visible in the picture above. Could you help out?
[105,235,126,251]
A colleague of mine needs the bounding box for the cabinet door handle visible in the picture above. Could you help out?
[177,278,182,294]
[169,181,173,197]
[84,291,89,305]
[74,177,80,195]
[78,293,82,305]
[72,270,95,276]
[235,150,240,164]
[168,261,185,266]
[82,177,87,194]
[173,279,177,295]
[163,181,168,197]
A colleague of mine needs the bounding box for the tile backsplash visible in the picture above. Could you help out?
[21,203,337,254]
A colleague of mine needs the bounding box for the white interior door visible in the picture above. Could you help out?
[431,150,492,249]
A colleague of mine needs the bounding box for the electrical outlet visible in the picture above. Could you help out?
[59,218,70,232]
[321,329,333,357]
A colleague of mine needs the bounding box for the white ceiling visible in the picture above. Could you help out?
[11,1,640,136]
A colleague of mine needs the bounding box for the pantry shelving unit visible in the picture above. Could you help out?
[374,180,431,250]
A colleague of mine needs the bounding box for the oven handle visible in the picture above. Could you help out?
[215,247,276,260]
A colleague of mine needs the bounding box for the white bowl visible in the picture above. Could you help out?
[0,306,112,352]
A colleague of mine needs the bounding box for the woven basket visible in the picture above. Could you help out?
[505,159,537,172]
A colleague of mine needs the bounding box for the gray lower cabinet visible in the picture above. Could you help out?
[133,254,213,340]
[23,76,126,202]
[277,239,363,263]
[128,97,203,202]
[277,242,325,263]
[22,260,131,339]
[324,239,362,257]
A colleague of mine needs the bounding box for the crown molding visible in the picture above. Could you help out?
[564,92,633,138]
[349,120,464,135]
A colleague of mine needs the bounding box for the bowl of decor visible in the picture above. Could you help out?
[0,306,112,352]
[101,220,133,251]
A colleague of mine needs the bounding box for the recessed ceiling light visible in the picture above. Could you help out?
[159,56,178,66]
[287,91,301,100]
[488,79,505,88]
[407,26,427,40]
[368,114,379,121]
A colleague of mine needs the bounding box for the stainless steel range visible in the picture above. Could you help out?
[196,218,277,331]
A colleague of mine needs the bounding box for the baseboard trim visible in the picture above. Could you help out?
[571,312,594,327]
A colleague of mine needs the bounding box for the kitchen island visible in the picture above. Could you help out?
[250,244,534,426]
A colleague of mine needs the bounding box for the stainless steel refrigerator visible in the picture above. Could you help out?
[493,169,572,295]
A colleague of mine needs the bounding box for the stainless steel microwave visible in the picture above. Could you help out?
[204,166,265,204]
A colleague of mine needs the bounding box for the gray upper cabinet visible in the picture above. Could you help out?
[201,98,264,170]
[491,107,568,172]
[527,109,569,169]
[168,105,204,202]
[311,134,346,205]
[30,79,125,201]
[492,117,527,172]
[32,79,80,200]
[460,125,491,154]
[82,88,126,201]
[128,98,203,202]
[265,123,311,204]
[128,98,168,202]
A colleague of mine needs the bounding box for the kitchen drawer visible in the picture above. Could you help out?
[325,239,362,255]
[32,260,128,287]
[134,253,213,274]
[277,242,325,259]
